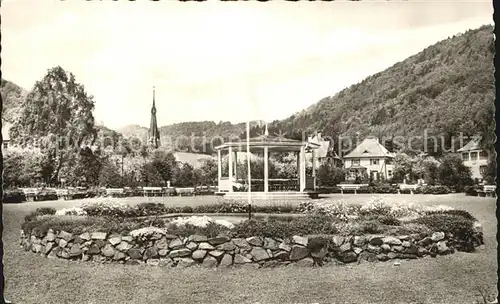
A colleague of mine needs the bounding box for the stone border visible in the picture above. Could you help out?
[20,228,483,268]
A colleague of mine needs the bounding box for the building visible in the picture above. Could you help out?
[307,133,342,168]
[457,137,489,180]
[1,122,11,150]
[343,137,395,181]
[148,87,161,149]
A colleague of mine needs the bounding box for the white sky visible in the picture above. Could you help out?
[2,0,493,130]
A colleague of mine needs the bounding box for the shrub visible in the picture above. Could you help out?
[425,209,476,221]
[166,222,230,238]
[464,185,481,196]
[3,189,26,203]
[412,214,475,246]
[376,215,401,226]
[35,189,58,201]
[421,185,451,195]
[369,184,399,194]
[136,203,166,216]
[24,207,57,222]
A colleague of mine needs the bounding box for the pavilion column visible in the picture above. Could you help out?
[299,146,306,192]
[312,149,316,190]
[264,147,269,192]
[296,151,300,191]
[234,151,238,182]
[228,146,233,192]
[217,149,222,190]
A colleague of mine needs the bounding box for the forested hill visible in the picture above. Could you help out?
[269,25,495,152]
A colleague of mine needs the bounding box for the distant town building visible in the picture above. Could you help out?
[2,122,11,150]
[457,137,489,180]
[307,133,342,168]
[343,137,395,181]
[148,87,161,149]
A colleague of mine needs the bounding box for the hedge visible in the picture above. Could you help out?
[3,189,26,203]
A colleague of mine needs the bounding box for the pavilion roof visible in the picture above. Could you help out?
[215,134,320,152]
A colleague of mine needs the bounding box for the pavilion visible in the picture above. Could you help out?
[214,129,321,199]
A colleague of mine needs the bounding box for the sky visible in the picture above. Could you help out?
[2,0,493,130]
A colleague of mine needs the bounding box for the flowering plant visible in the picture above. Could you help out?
[55,207,87,216]
[169,216,235,229]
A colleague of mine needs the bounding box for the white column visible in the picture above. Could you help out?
[296,151,300,191]
[299,146,306,192]
[264,146,269,192]
[312,149,316,190]
[228,146,233,192]
[234,151,238,182]
[217,150,222,190]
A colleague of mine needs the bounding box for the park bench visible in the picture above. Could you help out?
[399,184,420,195]
[142,187,163,197]
[106,188,125,197]
[483,185,496,197]
[20,188,39,202]
[337,184,369,194]
[176,187,195,196]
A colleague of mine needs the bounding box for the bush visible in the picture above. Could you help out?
[425,209,476,221]
[3,189,26,203]
[464,185,481,196]
[421,185,451,195]
[24,207,57,222]
[412,214,476,246]
[369,184,399,194]
[35,189,58,201]
[375,215,401,226]
[317,186,342,194]
[136,203,166,216]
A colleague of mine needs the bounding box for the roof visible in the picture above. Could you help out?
[343,137,394,158]
[174,152,214,168]
[457,137,482,152]
[346,164,367,170]
[215,134,320,152]
[307,133,330,158]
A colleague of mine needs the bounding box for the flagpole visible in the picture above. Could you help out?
[246,120,252,219]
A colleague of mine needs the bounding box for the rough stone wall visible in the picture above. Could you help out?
[19,229,482,268]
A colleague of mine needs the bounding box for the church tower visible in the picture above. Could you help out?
[148,87,161,149]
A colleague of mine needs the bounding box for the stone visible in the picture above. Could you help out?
[405,244,418,255]
[95,239,106,248]
[102,245,115,257]
[339,242,352,253]
[192,250,207,260]
[164,234,177,240]
[353,247,363,255]
[32,244,42,253]
[147,259,160,266]
[387,252,397,259]
[353,236,366,247]
[154,237,169,250]
[48,247,60,259]
[332,235,345,247]
[81,253,90,261]
[263,237,279,250]
[143,247,159,260]
[367,245,382,254]
[402,241,411,248]
[266,249,274,258]
[186,242,198,251]
[91,232,107,240]
[44,242,55,255]
[128,248,143,260]
[278,243,292,252]
[46,232,57,242]
[436,241,449,254]
[113,251,127,261]
[381,244,391,252]
[393,261,401,266]
[73,236,83,244]
[250,247,270,261]
[393,246,404,253]
[274,251,289,260]
[339,252,358,263]
[87,244,101,255]
[176,258,195,267]
[122,235,134,243]
[431,232,445,242]
[233,238,251,249]
[382,236,402,246]
[292,235,308,247]
[202,256,218,268]
[376,253,389,261]
[151,232,163,240]
[289,245,309,261]
[219,254,233,267]
[80,232,92,241]
[417,247,428,257]
[209,250,224,258]
[159,258,173,267]
[419,236,433,246]
[397,253,418,259]
[208,236,231,246]
[158,249,169,257]
[69,244,82,257]
[169,248,191,258]
[311,247,328,259]
[246,236,264,247]
[398,235,411,241]
[198,242,215,250]
[369,237,384,246]
[116,241,133,252]
[60,249,70,259]
[58,239,68,248]
[295,258,314,267]
[188,234,208,242]
[125,260,141,266]
[261,260,281,268]
[168,238,184,250]
[358,251,378,262]
[58,231,73,242]
[234,254,252,264]
[217,242,236,251]
[108,235,122,246]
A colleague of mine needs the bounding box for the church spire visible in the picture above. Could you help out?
[148,86,160,149]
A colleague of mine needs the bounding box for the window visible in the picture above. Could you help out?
[480,165,487,175]
[3,142,7,149]
[352,159,360,166]
[462,153,469,161]
[370,158,379,165]
[480,151,489,160]
[388,170,393,177]
[470,152,478,161]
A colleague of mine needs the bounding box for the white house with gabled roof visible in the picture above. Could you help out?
[343,137,395,181]
[457,137,489,180]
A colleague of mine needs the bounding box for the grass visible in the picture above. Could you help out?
[3,193,497,303]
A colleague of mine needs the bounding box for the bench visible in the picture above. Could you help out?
[142,187,164,197]
[176,187,195,196]
[337,184,368,194]
[20,188,39,202]
[106,188,125,197]
[399,184,420,195]
[483,185,496,197]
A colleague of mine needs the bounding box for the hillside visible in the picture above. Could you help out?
[117,124,148,141]
[270,25,495,154]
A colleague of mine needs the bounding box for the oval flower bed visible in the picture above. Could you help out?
[20,198,484,268]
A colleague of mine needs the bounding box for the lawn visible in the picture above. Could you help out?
[3,194,498,304]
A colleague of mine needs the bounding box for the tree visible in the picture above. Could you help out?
[196,158,218,185]
[9,66,97,185]
[481,155,496,184]
[98,159,123,188]
[392,153,414,183]
[437,154,473,191]
[150,150,178,185]
[316,163,344,187]
[140,163,164,186]
[174,163,197,187]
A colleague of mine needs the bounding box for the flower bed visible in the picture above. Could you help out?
[20,198,484,268]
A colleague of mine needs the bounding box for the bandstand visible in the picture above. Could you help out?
[215,133,321,200]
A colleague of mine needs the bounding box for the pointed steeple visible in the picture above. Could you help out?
[264,123,269,136]
[148,86,160,149]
